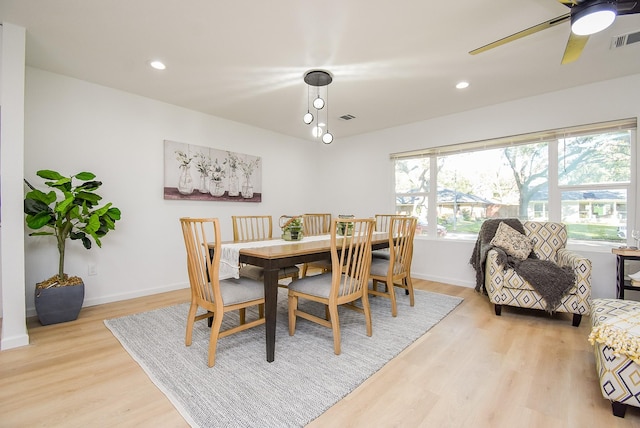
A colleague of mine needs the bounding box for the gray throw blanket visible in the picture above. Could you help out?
[469,218,575,313]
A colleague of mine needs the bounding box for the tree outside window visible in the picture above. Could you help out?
[394,125,633,243]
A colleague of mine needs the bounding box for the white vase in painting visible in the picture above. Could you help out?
[178,165,194,195]
[198,173,209,193]
[241,177,254,199]
[228,170,239,197]
[210,179,225,197]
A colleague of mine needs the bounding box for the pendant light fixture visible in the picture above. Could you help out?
[303,69,334,144]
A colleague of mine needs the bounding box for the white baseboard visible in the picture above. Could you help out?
[411,272,475,289]
[25,282,189,318]
[1,333,30,350]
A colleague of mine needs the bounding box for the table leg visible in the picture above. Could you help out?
[616,255,624,300]
[263,266,279,362]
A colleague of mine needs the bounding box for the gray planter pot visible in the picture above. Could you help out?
[34,281,85,325]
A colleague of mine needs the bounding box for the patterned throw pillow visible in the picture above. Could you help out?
[490,221,533,260]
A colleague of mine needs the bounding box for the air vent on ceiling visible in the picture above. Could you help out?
[339,114,356,121]
[610,30,640,50]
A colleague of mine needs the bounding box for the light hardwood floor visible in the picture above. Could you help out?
[1,280,639,427]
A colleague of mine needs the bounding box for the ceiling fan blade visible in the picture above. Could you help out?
[617,1,640,15]
[470,14,570,55]
[561,32,590,64]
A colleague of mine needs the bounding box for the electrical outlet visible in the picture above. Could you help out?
[88,264,97,276]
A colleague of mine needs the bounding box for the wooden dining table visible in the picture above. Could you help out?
[234,232,390,362]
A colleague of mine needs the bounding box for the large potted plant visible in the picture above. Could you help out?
[24,170,122,325]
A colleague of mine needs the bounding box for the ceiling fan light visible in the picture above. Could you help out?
[303,112,313,124]
[313,96,325,110]
[571,3,617,36]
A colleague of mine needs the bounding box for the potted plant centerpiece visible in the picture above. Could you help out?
[337,214,355,236]
[280,216,304,241]
[24,170,122,325]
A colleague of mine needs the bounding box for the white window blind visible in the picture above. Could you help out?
[390,118,637,160]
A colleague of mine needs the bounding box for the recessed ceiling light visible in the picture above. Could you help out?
[456,81,470,89]
[149,60,166,70]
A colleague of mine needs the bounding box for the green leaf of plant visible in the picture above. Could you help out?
[67,205,81,220]
[45,177,71,188]
[24,198,53,216]
[26,212,53,229]
[29,231,54,236]
[36,170,64,180]
[25,189,56,205]
[85,213,100,233]
[70,231,86,240]
[76,180,102,192]
[82,236,92,249]
[107,207,122,220]
[102,216,114,230]
[75,172,96,181]
[55,196,75,214]
[75,191,101,205]
[93,203,112,217]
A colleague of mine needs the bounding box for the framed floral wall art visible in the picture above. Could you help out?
[163,140,262,202]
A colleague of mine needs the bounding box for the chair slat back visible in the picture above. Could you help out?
[180,217,222,307]
[389,216,418,275]
[375,214,406,232]
[330,218,375,298]
[303,213,332,236]
[232,215,273,241]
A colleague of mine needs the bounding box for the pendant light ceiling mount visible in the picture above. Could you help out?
[303,69,334,144]
[304,69,333,87]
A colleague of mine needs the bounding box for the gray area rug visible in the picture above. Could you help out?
[104,288,462,427]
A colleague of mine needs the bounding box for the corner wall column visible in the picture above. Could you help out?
[1,22,29,350]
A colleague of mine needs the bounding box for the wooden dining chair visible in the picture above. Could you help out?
[180,217,265,367]
[303,213,332,235]
[232,215,273,241]
[375,214,398,233]
[368,216,417,317]
[300,213,333,277]
[288,218,375,355]
[231,215,300,283]
[372,214,407,259]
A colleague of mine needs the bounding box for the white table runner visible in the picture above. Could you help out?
[218,231,389,280]
[219,234,332,280]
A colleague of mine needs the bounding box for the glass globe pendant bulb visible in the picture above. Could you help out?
[313,96,325,110]
[322,132,333,144]
[303,111,313,124]
[312,126,323,138]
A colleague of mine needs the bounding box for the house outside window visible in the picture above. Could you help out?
[392,118,636,244]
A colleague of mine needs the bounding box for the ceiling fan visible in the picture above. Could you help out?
[469,0,640,64]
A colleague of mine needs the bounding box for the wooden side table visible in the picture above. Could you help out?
[612,248,640,299]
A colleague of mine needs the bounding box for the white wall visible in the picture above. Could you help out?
[323,73,640,299]
[21,67,640,323]
[23,67,326,314]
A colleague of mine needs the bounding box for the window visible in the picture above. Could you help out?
[392,118,636,243]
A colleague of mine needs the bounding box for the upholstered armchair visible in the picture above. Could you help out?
[485,221,592,326]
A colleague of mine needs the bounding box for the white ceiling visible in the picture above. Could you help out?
[1,0,640,143]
